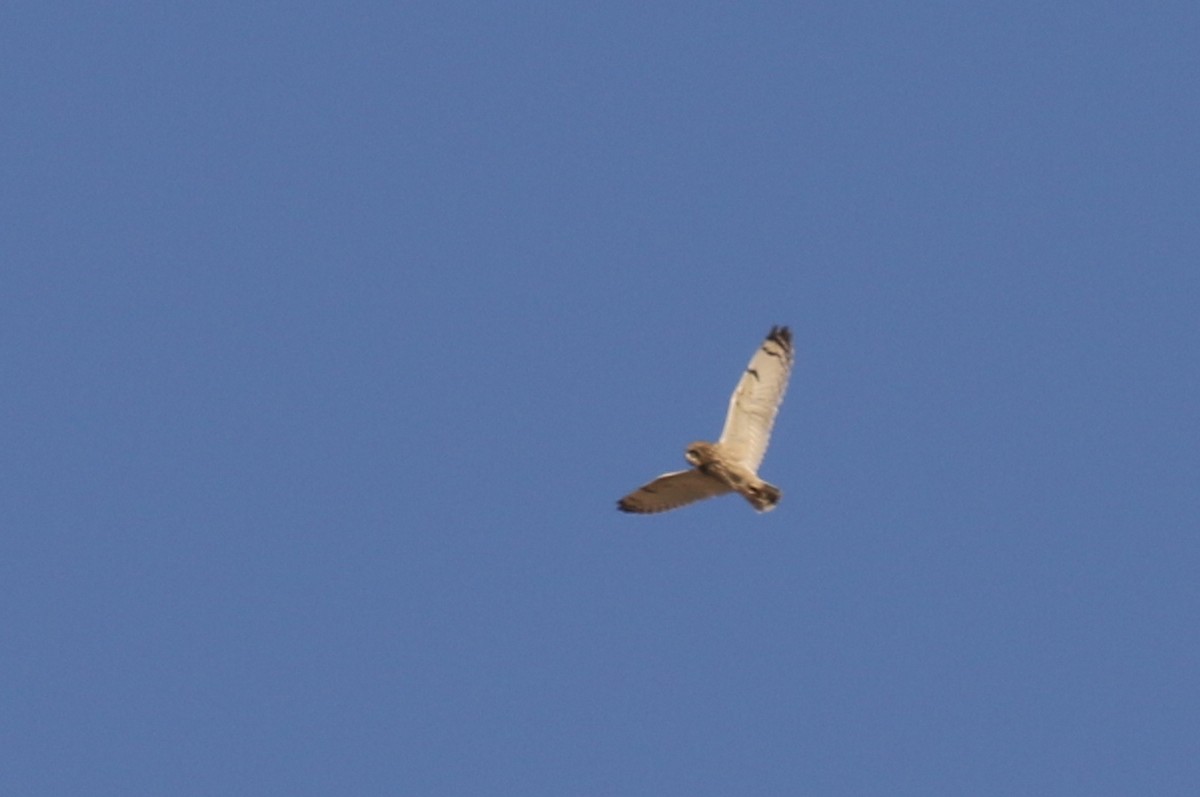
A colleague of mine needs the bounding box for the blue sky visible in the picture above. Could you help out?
[4,3,1199,794]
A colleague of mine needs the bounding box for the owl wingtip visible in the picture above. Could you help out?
[767,325,792,346]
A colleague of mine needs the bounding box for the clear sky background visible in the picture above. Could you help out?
[4,3,1198,795]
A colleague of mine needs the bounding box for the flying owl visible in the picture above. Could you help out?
[617,325,794,514]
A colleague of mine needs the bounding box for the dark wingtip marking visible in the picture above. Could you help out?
[767,325,792,347]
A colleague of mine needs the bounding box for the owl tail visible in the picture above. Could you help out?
[743,480,782,512]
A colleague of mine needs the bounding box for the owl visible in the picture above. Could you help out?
[618,326,794,514]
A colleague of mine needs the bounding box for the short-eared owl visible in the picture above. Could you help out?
[618,326,794,514]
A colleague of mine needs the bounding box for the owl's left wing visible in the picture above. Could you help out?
[717,326,794,471]
[617,469,732,514]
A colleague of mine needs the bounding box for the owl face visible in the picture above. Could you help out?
[685,441,715,467]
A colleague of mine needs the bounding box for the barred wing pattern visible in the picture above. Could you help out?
[617,469,733,514]
[717,326,794,471]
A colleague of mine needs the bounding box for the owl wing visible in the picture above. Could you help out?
[717,326,794,471]
[617,469,733,514]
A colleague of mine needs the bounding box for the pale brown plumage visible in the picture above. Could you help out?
[617,326,794,514]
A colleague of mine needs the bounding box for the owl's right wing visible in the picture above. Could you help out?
[717,326,794,471]
[617,469,732,514]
